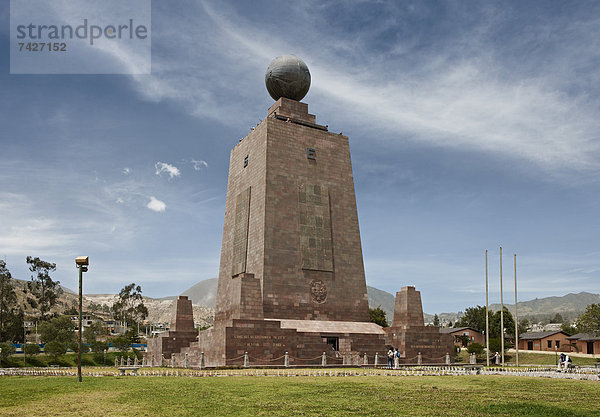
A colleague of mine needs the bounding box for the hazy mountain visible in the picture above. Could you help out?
[489,292,600,320]
[366,286,395,322]
[179,278,218,307]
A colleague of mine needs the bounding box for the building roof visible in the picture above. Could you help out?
[439,327,482,334]
[519,331,568,340]
[566,332,600,341]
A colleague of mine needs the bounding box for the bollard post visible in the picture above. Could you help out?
[356,353,360,366]
[244,352,249,368]
[374,352,379,367]
[185,353,188,368]
[417,352,422,365]
[200,352,206,369]
[134,356,138,366]
[161,354,165,367]
[349,353,354,366]
[322,352,327,367]
[445,353,450,365]
[284,352,289,367]
[150,355,154,367]
[115,357,118,367]
[363,353,368,366]
[120,356,125,367]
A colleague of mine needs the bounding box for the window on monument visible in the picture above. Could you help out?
[555,340,560,349]
[547,340,552,348]
[307,148,316,160]
[244,155,248,168]
[324,336,339,351]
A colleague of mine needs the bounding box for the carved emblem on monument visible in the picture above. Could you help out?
[310,279,327,303]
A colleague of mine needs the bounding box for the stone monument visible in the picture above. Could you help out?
[149,55,452,367]
[385,286,453,362]
[147,296,197,364]
[173,55,387,366]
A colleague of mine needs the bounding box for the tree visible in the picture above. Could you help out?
[490,307,515,341]
[552,313,564,323]
[519,318,530,335]
[83,320,107,344]
[111,283,148,328]
[24,343,40,359]
[90,340,109,354]
[25,256,62,321]
[369,306,389,327]
[561,322,578,335]
[467,342,484,356]
[125,327,141,344]
[39,316,74,345]
[0,342,15,361]
[433,314,440,326]
[112,335,131,352]
[454,306,487,332]
[577,303,600,336]
[455,305,515,341]
[1,308,24,343]
[458,334,471,347]
[0,261,18,341]
[44,340,67,359]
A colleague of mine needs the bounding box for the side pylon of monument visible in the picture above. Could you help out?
[385,286,454,363]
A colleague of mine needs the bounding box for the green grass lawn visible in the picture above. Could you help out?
[1,374,598,416]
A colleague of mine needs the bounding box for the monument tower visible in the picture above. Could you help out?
[179,55,387,366]
[150,55,452,367]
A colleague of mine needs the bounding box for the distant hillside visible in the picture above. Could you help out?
[489,292,600,320]
[179,278,218,307]
[367,286,395,323]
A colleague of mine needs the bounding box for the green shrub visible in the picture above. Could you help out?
[0,342,16,360]
[467,343,485,355]
[26,357,45,367]
[80,357,95,367]
[45,340,67,358]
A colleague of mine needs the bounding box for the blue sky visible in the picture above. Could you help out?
[1,1,599,313]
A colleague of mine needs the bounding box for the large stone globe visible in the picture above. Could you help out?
[265,55,311,101]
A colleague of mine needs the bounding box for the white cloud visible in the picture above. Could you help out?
[191,159,208,171]
[122,167,131,175]
[154,162,181,179]
[146,196,166,212]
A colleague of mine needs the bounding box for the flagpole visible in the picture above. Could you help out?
[514,253,519,367]
[500,246,504,366]
[485,250,490,367]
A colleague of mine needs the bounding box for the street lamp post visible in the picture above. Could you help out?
[75,256,89,383]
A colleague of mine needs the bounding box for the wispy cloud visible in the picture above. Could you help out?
[111,1,600,177]
[146,196,166,212]
[122,167,131,175]
[191,159,208,171]
[154,162,181,179]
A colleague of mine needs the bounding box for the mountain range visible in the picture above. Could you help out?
[12,276,598,325]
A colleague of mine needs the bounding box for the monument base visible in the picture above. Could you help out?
[175,318,387,367]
